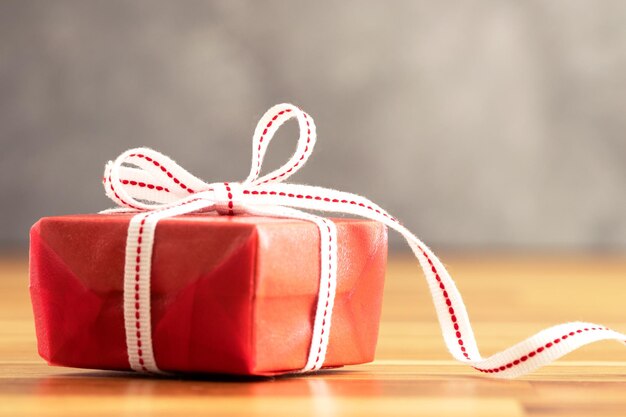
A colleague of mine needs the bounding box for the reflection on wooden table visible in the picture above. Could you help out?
[1,254,625,416]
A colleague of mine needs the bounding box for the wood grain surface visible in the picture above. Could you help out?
[1,253,625,416]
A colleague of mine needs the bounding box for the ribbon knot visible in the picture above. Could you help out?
[212,182,244,215]
[102,103,625,378]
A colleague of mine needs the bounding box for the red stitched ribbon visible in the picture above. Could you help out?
[103,103,626,378]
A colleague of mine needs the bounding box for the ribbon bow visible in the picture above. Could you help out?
[103,103,625,378]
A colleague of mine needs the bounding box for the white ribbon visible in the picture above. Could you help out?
[103,103,625,378]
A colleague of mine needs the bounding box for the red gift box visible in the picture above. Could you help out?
[27,103,626,379]
[29,213,387,375]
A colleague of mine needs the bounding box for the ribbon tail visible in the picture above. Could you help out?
[394,225,626,379]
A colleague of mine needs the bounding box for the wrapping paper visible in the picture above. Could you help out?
[29,214,387,375]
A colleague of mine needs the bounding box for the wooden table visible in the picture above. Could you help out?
[1,254,625,416]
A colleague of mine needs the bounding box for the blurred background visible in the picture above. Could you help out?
[1,0,625,252]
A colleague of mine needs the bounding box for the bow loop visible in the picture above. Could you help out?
[103,147,212,211]
[244,103,316,186]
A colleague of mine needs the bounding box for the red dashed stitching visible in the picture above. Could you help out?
[313,219,333,369]
[242,189,399,223]
[121,179,170,192]
[417,247,470,360]
[107,175,142,210]
[129,153,195,193]
[255,108,293,177]
[473,327,611,374]
[224,182,234,215]
[134,215,149,372]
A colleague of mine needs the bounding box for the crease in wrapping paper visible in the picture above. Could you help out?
[30,214,388,375]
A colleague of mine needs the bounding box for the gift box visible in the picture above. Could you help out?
[31,103,615,379]
[29,213,387,375]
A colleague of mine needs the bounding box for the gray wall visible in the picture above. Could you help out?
[1,0,625,250]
